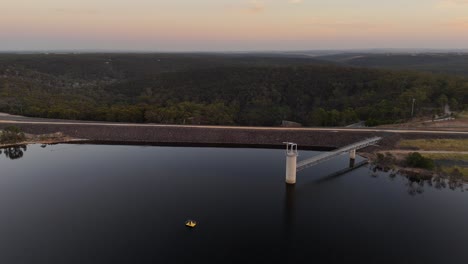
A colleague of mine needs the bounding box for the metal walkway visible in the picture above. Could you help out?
[296,136,382,172]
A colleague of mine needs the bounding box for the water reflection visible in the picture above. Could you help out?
[282,183,296,258]
[284,184,295,227]
[314,160,369,184]
[0,145,27,160]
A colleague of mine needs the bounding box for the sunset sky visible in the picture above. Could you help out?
[2,0,468,51]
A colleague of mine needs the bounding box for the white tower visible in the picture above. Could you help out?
[349,149,356,167]
[284,142,298,184]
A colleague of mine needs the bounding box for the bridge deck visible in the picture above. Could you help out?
[296,136,381,172]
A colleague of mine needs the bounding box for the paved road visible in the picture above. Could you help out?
[1,112,467,135]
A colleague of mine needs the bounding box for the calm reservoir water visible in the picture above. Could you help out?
[0,144,467,264]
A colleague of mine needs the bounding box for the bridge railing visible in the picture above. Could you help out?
[296,136,381,172]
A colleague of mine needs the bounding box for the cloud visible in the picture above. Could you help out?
[53,8,99,15]
[241,0,302,14]
[245,0,265,14]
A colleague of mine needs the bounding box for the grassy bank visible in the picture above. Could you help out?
[458,111,468,118]
[425,154,468,178]
[421,153,468,161]
[439,166,468,180]
[398,139,468,151]
[389,138,468,180]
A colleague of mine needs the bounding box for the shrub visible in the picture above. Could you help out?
[405,152,435,170]
[0,126,26,143]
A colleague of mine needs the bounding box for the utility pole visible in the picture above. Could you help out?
[411,98,415,118]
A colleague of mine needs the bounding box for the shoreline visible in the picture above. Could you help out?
[1,138,337,152]
[2,131,467,188]
[1,121,467,183]
[0,132,88,149]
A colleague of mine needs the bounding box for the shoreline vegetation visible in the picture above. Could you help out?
[0,126,83,148]
[365,138,468,189]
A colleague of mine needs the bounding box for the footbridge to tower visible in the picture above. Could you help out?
[284,136,382,184]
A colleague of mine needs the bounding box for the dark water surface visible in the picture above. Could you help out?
[0,144,467,264]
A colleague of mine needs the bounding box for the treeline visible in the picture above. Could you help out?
[0,54,466,127]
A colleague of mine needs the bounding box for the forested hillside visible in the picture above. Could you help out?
[0,53,466,126]
[315,53,468,77]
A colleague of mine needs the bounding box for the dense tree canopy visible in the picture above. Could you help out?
[0,54,466,126]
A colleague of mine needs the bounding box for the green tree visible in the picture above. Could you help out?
[307,108,328,126]
[405,152,435,170]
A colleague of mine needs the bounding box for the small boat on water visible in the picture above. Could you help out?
[185,219,197,228]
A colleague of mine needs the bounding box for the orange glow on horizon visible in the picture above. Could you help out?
[2,0,468,50]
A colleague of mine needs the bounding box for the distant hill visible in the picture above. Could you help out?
[314,53,468,77]
[0,53,330,80]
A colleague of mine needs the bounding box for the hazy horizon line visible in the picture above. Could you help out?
[1,47,468,54]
